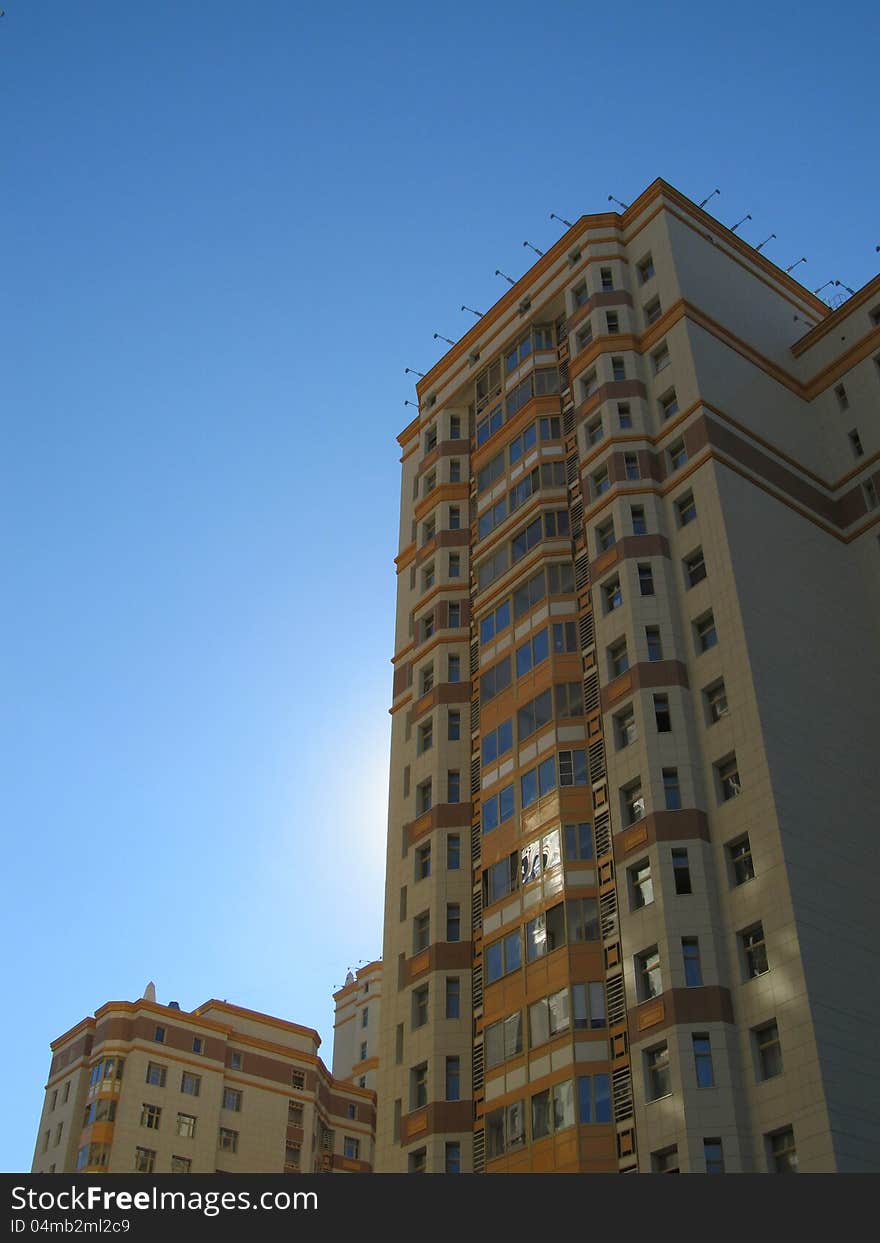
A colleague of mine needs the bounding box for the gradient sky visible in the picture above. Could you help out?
[1,0,876,1172]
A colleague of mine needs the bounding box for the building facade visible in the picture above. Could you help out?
[376,178,880,1173]
[332,960,383,1092]
[33,988,375,1175]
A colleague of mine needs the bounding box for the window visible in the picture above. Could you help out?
[767,1126,798,1173]
[659,389,679,421]
[291,1071,305,1091]
[576,321,593,352]
[567,897,599,942]
[485,1012,523,1068]
[448,552,461,579]
[450,458,461,482]
[692,1034,715,1088]
[445,977,460,1019]
[835,383,849,410]
[347,1103,357,1119]
[652,1146,679,1173]
[479,598,511,645]
[651,693,671,734]
[413,911,430,953]
[445,1141,461,1173]
[577,1074,612,1123]
[482,783,514,833]
[603,576,623,612]
[646,1044,671,1100]
[525,905,564,962]
[422,516,436,545]
[676,491,697,527]
[399,885,407,921]
[145,1063,166,1088]
[486,928,521,981]
[447,653,461,683]
[668,439,687,470]
[695,612,717,652]
[611,356,625,382]
[672,848,692,895]
[630,860,654,909]
[484,852,519,905]
[285,1142,301,1169]
[133,1147,155,1174]
[481,655,511,702]
[448,601,461,629]
[663,767,682,810]
[176,1113,196,1138]
[447,770,461,803]
[644,296,662,325]
[728,835,755,885]
[618,402,633,429]
[616,706,637,749]
[586,415,604,446]
[682,937,703,986]
[624,452,640,480]
[229,1052,242,1071]
[415,843,431,881]
[63,1083,70,1104]
[445,1056,461,1101]
[864,479,878,511]
[631,505,647,535]
[705,679,728,723]
[609,639,629,678]
[755,1021,783,1080]
[652,343,670,374]
[338,1136,358,1162]
[154,1026,166,1044]
[447,507,462,535]
[520,755,557,807]
[418,717,433,753]
[623,780,645,825]
[446,903,461,942]
[606,311,620,334]
[849,429,864,457]
[646,626,663,661]
[564,821,593,861]
[684,547,707,587]
[482,718,513,766]
[447,834,460,871]
[222,1088,242,1112]
[592,466,610,498]
[528,988,570,1048]
[572,983,606,1030]
[408,1147,427,1173]
[638,563,655,596]
[742,923,769,979]
[425,425,438,453]
[600,267,613,291]
[395,1024,403,1064]
[637,254,655,283]
[410,1063,428,1110]
[449,415,461,440]
[50,1090,58,1112]
[596,517,615,552]
[552,620,578,654]
[362,1006,369,1027]
[516,627,549,677]
[218,1128,238,1153]
[166,1155,189,1174]
[180,1073,200,1097]
[486,1101,526,1158]
[422,563,435,591]
[420,664,434,696]
[636,947,662,1000]
[416,779,432,816]
[704,1138,724,1173]
[447,709,461,741]
[717,754,741,801]
[141,1103,161,1130]
[360,1040,368,1061]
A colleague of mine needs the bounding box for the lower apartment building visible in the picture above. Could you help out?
[332,960,383,1092]
[32,986,375,1174]
[376,177,880,1172]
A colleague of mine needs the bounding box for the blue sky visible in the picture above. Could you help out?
[1,0,876,1172]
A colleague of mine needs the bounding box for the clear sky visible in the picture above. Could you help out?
[1,0,876,1173]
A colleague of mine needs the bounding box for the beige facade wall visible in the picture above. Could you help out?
[332,960,382,1092]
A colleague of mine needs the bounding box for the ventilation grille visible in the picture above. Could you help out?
[579,612,595,652]
[472,962,483,1013]
[473,1127,485,1174]
[470,640,479,678]
[566,453,579,486]
[588,738,606,784]
[583,672,601,715]
[470,696,480,735]
[471,820,481,864]
[575,553,590,590]
[563,408,574,437]
[606,974,626,1027]
[595,810,612,859]
[600,889,618,941]
[472,884,482,935]
[569,498,583,540]
[472,1039,484,1097]
[471,756,481,796]
[612,1068,634,1122]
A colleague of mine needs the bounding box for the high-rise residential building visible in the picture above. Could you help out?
[376,178,880,1174]
[33,986,375,1175]
[332,960,383,1092]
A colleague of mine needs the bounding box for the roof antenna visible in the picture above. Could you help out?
[404,367,424,378]
[550,212,573,227]
[755,233,776,252]
[730,213,752,233]
[522,241,544,258]
[495,269,515,286]
[785,257,807,274]
[461,305,483,318]
[698,188,720,209]
[608,194,629,210]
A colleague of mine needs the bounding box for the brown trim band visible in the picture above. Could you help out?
[628,985,734,1044]
[590,533,670,579]
[601,660,689,712]
[615,809,710,860]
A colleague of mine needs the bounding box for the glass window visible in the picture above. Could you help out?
[646,1044,671,1099]
[693,1034,714,1088]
